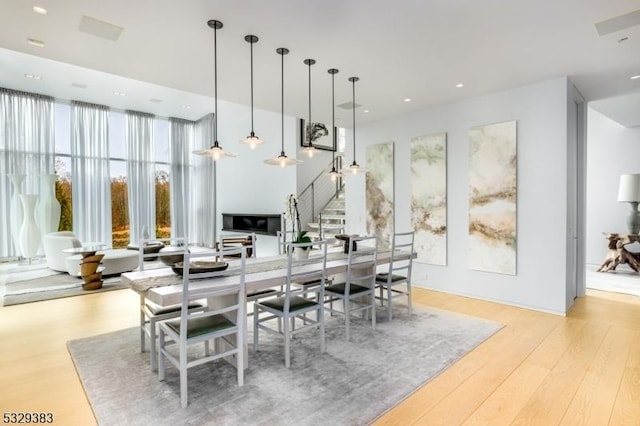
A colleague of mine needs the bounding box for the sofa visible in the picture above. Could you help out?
[42,231,140,276]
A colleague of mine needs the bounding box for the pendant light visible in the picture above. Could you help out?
[264,48,302,167]
[347,76,365,175]
[240,34,264,150]
[328,68,341,181]
[300,58,317,158]
[193,19,237,161]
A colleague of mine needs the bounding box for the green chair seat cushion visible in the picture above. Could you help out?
[146,301,203,316]
[165,314,235,339]
[260,295,317,312]
[248,288,279,298]
[375,273,407,283]
[292,278,323,287]
[325,282,370,295]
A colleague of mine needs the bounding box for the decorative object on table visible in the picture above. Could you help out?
[327,68,341,181]
[193,19,237,161]
[264,47,302,167]
[240,34,264,150]
[597,233,640,272]
[171,260,229,276]
[300,58,325,158]
[35,173,61,237]
[284,194,312,257]
[335,234,358,254]
[366,142,395,247]
[617,173,640,234]
[18,194,41,262]
[8,174,26,254]
[126,240,165,261]
[468,120,517,275]
[345,76,366,175]
[158,245,188,266]
[410,133,447,266]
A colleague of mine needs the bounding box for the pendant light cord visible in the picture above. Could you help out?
[250,40,255,133]
[352,78,356,161]
[213,25,218,143]
[331,71,336,168]
[281,50,285,155]
[308,61,312,140]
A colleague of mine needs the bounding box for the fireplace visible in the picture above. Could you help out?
[221,213,281,236]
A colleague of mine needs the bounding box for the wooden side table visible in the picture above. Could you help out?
[597,233,640,273]
[63,244,107,290]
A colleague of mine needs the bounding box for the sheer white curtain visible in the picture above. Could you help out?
[168,118,194,241]
[71,101,112,245]
[126,110,155,244]
[192,113,216,248]
[0,88,54,257]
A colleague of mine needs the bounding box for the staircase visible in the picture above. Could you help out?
[306,192,345,240]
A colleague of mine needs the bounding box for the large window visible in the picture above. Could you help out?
[54,103,72,232]
[154,119,171,239]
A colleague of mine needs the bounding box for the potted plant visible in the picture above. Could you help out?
[285,194,312,259]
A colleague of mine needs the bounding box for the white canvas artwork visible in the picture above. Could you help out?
[410,133,447,265]
[468,120,517,275]
[366,142,394,247]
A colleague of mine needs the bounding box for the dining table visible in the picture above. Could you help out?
[121,245,414,368]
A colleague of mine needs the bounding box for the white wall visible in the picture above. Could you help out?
[586,108,640,265]
[346,78,572,314]
[214,100,297,256]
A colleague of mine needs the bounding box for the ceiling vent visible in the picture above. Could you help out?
[595,9,640,36]
[337,101,362,110]
[79,15,124,41]
[71,82,87,89]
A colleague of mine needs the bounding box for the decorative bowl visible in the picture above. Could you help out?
[159,246,188,266]
[172,261,229,276]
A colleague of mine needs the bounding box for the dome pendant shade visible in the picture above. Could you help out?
[345,76,365,175]
[264,47,302,167]
[240,34,264,150]
[194,19,237,161]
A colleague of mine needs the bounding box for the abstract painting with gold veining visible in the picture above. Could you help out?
[411,133,447,265]
[366,142,394,247]
[469,120,517,275]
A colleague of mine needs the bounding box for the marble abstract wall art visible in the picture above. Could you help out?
[410,133,447,265]
[366,142,394,246]
[468,120,517,275]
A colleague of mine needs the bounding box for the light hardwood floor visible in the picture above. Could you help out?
[1,286,639,425]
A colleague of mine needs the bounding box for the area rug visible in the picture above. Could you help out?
[1,273,126,307]
[68,307,502,426]
[586,263,640,297]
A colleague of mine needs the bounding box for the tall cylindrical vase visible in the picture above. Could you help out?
[9,174,26,255]
[36,173,61,237]
[19,194,41,261]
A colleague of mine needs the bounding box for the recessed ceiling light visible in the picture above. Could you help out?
[403,98,412,103]
[363,109,370,113]
[631,75,640,80]
[27,38,45,48]
[456,83,464,88]
[113,91,126,96]
[181,104,191,109]
[33,6,47,15]
[24,73,42,80]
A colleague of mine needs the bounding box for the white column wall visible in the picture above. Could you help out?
[346,77,571,314]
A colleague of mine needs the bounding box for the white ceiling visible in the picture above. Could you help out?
[1,0,640,127]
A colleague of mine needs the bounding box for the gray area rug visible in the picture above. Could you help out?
[2,273,126,306]
[68,307,502,425]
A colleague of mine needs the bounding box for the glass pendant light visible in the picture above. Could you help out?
[264,47,302,167]
[327,68,341,182]
[347,76,365,175]
[240,34,264,150]
[300,58,317,158]
[193,19,237,160]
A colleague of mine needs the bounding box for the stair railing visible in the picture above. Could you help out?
[297,156,344,231]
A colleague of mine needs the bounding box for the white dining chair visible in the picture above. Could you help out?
[253,239,328,368]
[375,231,415,321]
[158,246,247,408]
[324,235,378,341]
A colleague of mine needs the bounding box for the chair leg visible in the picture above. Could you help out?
[344,298,350,341]
[140,297,146,353]
[407,283,413,315]
[371,292,376,331]
[319,306,325,353]
[284,317,291,368]
[180,341,188,408]
[149,318,157,371]
[387,285,393,322]
[158,329,166,382]
[253,303,259,351]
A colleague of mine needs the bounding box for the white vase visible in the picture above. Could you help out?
[19,194,41,260]
[295,247,310,260]
[35,173,61,237]
[9,174,26,254]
